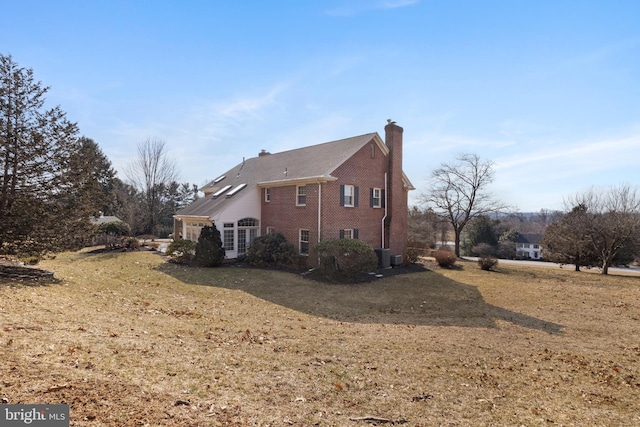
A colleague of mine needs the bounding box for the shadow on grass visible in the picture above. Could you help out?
[155,262,563,334]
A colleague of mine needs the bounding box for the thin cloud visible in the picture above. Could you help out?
[326,0,419,16]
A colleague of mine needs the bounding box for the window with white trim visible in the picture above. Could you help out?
[344,185,354,207]
[265,188,271,202]
[223,223,234,251]
[266,227,275,235]
[297,185,307,206]
[340,184,358,207]
[371,188,382,208]
[299,229,309,255]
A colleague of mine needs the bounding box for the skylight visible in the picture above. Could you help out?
[226,183,247,198]
[211,185,232,198]
[213,175,226,183]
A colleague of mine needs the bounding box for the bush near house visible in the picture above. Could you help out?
[315,239,378,280]
[246,233,303,268]
[166,239,196,264]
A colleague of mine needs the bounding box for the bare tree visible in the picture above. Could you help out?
[125,138,178,236]
[424,153,509,257]
[566,185,640,274]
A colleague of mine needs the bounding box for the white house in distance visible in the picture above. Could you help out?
[515,233,543,260]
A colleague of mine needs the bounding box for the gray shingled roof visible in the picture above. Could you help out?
[176,132,409,218]
[516,233,543,244]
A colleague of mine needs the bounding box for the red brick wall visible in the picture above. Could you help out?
[261,133,409,266]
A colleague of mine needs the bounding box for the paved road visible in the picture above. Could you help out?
[462,257,640,276]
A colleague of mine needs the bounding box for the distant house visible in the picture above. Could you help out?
[516,233,543,260]
[174,121,414,266]
[91,213,128,247]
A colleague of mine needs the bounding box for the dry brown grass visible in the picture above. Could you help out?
[1,250,639,426]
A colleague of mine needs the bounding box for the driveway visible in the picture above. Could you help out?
[462,257,640,276]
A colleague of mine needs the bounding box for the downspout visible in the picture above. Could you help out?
[317,180,322,266]
[317,180,322,244]
[381,172,388,249]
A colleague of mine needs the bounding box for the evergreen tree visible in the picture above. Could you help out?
[0,54,102,255]
[195,225,224,267]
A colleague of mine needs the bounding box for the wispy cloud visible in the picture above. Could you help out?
[326,0,419,16]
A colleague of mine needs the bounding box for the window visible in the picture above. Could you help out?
[185,221,209,241]
[371,188,382,208]
[340,185,359,207]
[533,244,539,249]
[223,223,234,251]
[299,229,309,255]
[266,227,275,235]
[340,229,359,239]
[238,218,258,227]
[297,185,306,206]
[370,143,376,158]
[265,188,271,202]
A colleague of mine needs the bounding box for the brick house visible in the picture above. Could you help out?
[174,121,414,266]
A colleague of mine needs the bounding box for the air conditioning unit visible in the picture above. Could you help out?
[390,254,403,266]
[375,248,391,268]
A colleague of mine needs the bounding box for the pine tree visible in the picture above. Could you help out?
[0,54,103,255]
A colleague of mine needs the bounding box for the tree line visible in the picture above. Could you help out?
[417,153,640,275]
[0,54,197,257]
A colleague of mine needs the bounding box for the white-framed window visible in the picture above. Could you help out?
[186,221,210,241]
[344,185,354,207]
[265,188,271,202]
[266,226,275,235]
[371,188,382,208]
[533,244,539,249]
[223,223,234,251]
[297,185,306,206]
[341,184,358,207]
[299,229,309,255]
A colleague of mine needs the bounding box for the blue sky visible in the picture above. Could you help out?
[3,0,639,212]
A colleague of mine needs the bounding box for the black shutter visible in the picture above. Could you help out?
[381,189,386,208]
[354,229,359,239]
[340,184,345,206]
[354,186,359,207]
[339,229,345,239]
[370,188,374,207]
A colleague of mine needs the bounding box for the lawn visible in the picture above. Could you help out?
[1,250,639,426]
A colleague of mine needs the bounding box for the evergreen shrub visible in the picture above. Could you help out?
[246,233,303,267]
[195,225,225,267]
[166,239,196,264]
[315,239,378,280]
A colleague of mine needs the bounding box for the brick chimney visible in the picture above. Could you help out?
[384,121,408,259]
